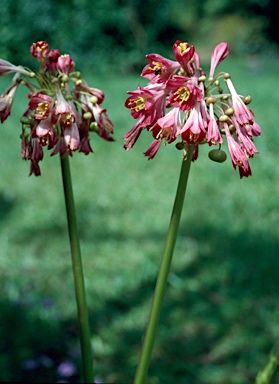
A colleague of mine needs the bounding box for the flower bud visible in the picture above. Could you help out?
[225,107,234,116]
[206,96,217,105]
[90,96,98,105]
[208,149,227,163]
[243,95,252,105]
[198,75,206,82]
[83,112,92,120]
[175,142,184,150]
[219,115,229,122]
[90,122,98,132]
[20,116,32,125]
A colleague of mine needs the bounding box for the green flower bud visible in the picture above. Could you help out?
[219,115,229,122]
[243,95,252,105]
[206,96,217,105]
[20,116,31,125]
[225,107,234,116]
[83,112,92,120]
[175,142,185,150]
[90,122,99,132]
[208,149,227,163]
[90,96,98,104]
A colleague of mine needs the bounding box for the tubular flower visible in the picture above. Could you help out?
[0,40,114,175]
[124,40,261,178]
[0,74,20,123]
[141,54,180,83]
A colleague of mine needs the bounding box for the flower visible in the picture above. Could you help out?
[57,54,75,75]
[0,40,114,176]
[124,40,261,178]
[0,75,20,122]
[209,42,230,79]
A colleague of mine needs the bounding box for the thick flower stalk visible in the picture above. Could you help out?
[0,41,115,383]
[124,41,261,383]
[0,40,114,176]
[124,41,261,178]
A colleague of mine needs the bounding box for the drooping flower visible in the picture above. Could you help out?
[0,59,34,78]
[224,123,251,178]
[0,40,114,175]
[0,75,20,122]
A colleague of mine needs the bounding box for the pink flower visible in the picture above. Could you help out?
[0,79,19,122]
[207,102,223,145]
[167,76,203,111]
[92,104,114,141]
[29,93,53,120]
[64,122,80,151]
[35,115,56,146]
[75,80,104,104]
[150,107,181,144]
[46,49,61,73]
[54,87,76,128]
[0,59,34,77]
[144,140,162,159]
[230,116,259,158]
[180,102,206,144]
[123,117,145,150]
[30,138,44,176]
[125,84,166,125]
[226,77,255,126]
[209,42,230,79]
[56,54,75,75]
[30,41,49,60]
[224,123,251,178]
[173,41,195,71]
[51,136,68,158]
[141,53,180,83]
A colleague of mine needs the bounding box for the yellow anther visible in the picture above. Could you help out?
[149,61,163,75]
[36,102,50,115]
[129,97,146,112]
[178,42,190,55]
[174,86,190,104]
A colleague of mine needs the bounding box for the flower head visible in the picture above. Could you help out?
[0,41,114,176]
[124,40,261,178]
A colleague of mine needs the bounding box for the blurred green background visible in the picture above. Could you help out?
[0,1,279,383]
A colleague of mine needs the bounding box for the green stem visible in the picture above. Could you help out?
[60,155,94,383]
[256,338,279,384]
[134,145,194,384]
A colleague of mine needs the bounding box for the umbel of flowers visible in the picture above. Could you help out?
[0,41,114,176]
[124,41,261,178]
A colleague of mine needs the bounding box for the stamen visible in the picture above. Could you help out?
[36,102,50,115]
[128,97,146,112]
[174,86,190,104]
[178,42,190,55]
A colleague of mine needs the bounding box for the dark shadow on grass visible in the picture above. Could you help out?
[1,221,278,383]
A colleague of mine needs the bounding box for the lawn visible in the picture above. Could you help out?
[0,54,279,383]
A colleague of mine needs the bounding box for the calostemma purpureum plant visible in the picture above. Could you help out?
[124,41,261,178]
[0,40,114,176]
[124,41,261,383]
[0,41,116,383]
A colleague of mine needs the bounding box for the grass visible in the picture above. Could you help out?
[0,54,279,383]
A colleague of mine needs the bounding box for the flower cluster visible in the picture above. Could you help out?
[0,41,114,175]
[124,41,261,178]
